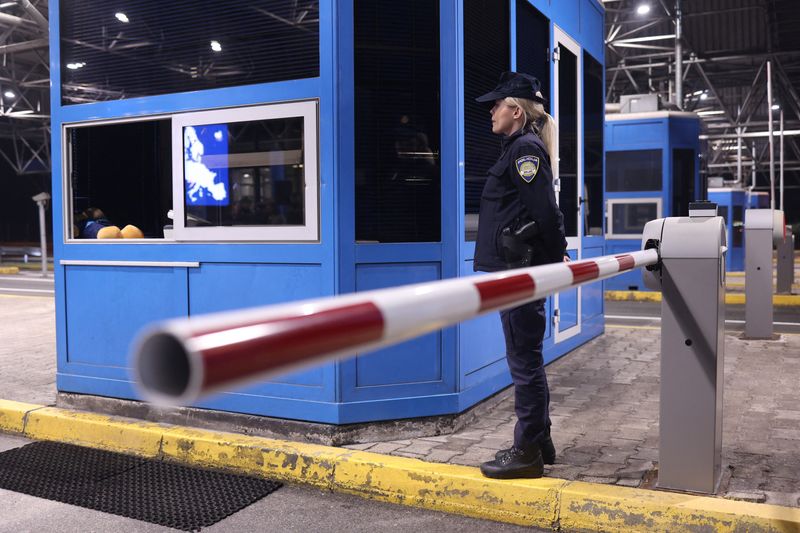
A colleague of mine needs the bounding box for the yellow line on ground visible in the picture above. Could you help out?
[605,291,800,306]
[1,399,799,531]
[0,267,19,275]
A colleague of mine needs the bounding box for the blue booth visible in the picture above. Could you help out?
[51,0,606,425]
[604,111,701,291]
[708,188,746,272]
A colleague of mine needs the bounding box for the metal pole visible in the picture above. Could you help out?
[767,60,775,209]
[780,108,784,211]
[36,200,47,278]
[737,126,743,185]
[751,141,757,192]
[674,1,683,109]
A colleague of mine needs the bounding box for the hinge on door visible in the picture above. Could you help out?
[553,308,560,326]
[552,46,561,62]
[553,176,561,192]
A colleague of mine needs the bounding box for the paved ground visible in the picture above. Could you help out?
[1,288,799,511]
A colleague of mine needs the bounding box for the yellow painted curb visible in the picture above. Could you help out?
[0,266,19,275]
[2,402,800,531]
[605,290,800,306]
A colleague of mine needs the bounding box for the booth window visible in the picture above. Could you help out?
[516,1,549,105]
[354,0,441,243]
[733,205,744,247]
[558,45,579,239]
[60,1,319,105]
[606,150,663,192]
[67,119,172,240]
[65,100,319,242]
[463,0,510,240]
[672,148,696,216]
[583,52,604,236]
[607,199,661,238]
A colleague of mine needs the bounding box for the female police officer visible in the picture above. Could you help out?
[473,71,568,479]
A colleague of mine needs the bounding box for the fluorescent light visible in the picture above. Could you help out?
[0,2,17,8]
[636,4,650,15]
[12,109,33,115]
[772,104,780,110]
[66,62,86,70]
[210,40,222,52]
[115,12,129,23]
[3,90,14,98]
[700,93,708,100]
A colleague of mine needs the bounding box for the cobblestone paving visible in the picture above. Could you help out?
[345,325,800,508]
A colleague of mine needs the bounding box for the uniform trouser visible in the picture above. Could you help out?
[499,298,551,452]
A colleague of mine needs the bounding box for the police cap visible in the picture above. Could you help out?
[475,71,546,104]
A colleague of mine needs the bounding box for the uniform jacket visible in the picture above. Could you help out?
[473,128,567,272]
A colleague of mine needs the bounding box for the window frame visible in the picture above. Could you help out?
[606,198,662,239]
[62,99,320,244]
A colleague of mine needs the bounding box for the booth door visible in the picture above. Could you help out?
[553,26,583,343]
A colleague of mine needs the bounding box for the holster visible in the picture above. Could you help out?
[501,220,539,268]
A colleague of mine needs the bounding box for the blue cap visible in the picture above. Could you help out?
[476,71,546,104]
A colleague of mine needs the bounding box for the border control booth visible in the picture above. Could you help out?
[51,1,606,429]
[603,109,701,291]
[708,187,746,272]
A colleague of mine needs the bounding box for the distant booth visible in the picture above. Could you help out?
[707,188,746,272]
[51,0,605,425]
[603,109,702,291]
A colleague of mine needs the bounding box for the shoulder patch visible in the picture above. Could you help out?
[515,155,540,183]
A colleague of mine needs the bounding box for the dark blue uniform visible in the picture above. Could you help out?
[474,127,567,454]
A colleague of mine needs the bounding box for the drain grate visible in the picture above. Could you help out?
[0,441,281,531]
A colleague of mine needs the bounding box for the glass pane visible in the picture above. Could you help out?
[354,0,441,243]
[733,205,744,246]
[583,52,604,236]
[611,202,658,235]
[672,148,696,216]
[606,150,663,192]
[558,45,578,238]
[184,117,305,227]
[464,0,510,240]
[69,120,172,239]
[516,1,549,105]
[60,1,319,105]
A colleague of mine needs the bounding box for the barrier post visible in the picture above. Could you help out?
[744,209,782,339]
[776,225,794,294]
[643,202,726,494]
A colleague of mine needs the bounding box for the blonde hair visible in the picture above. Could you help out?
[504,95,558,173]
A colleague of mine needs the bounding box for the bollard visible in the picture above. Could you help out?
[642,202,726,494]
[744,209,783,339]
[776,225,794,294]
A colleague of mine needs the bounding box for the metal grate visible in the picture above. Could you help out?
[0,441,281,531]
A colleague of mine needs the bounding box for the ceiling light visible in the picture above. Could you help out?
[771,104,780,110]
[115,12,129,23]
[210,40,222,52]
[66,62,86,70]
[3,90,14,98]
[700,93,708,100]
[636,4,650,15]
[697,110,724,116]
[0,2,17,8]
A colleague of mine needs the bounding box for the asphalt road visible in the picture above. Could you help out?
[0,272,54,297]
[605,299,800,335]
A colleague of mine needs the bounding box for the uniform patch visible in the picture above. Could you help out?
[515,155,540,183]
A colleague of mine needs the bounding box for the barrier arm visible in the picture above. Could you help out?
[132,249,659,406]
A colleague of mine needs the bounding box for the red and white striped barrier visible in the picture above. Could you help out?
[133,249,659,405]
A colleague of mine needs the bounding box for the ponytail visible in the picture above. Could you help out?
[504,96,559,171]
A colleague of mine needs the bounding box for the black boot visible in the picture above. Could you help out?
[480,446,544,479]
[495,430,556,464]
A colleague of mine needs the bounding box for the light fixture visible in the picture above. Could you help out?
[115,12,129,23]
[210,40,222,52]
[66,62,86,70]
[700,93,708,100]
[3,90,14,99]
[697,110,725,116]
[771,104,780,110]
[636,4,650,15]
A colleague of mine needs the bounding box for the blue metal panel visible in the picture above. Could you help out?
[549,0,581,38]
[63,265,189,375]
[609,119,665,146]
[581,0,606,62]
[341,262,452,400]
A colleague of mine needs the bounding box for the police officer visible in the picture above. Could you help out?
[473,71,568,479]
